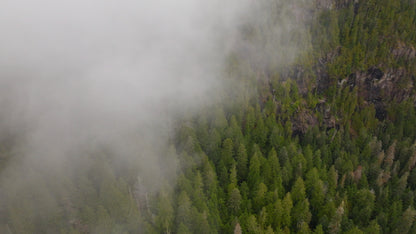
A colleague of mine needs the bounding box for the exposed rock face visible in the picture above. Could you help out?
[315,47,342,94]
[392,42,416,61]
[293,109,319,135]
[315,99,337,129]
[345,66,415,120]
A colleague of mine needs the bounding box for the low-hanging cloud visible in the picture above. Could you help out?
[0,0,250,162]
[0,2,258,225]
[0,0,310,231]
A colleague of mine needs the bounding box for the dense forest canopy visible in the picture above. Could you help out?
[1,0,416,233]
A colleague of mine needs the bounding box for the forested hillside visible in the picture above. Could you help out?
[1,0,416,233]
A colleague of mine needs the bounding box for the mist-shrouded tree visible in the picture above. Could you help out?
[155,191,174,234]
[2,1,416,233]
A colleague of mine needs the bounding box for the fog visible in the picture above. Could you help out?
[0,0,310,231]
[0,0,250,170]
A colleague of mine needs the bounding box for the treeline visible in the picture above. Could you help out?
[162,90,416,233]
[140,0,416,233]
[1,0,416,233]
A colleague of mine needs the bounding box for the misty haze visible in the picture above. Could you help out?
[2,0,415,233]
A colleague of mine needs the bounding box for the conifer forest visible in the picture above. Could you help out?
[1,0,416,233]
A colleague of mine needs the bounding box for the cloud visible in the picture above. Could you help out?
[0,0,249,159]
[0,0,310,230]
[0,2,255,221]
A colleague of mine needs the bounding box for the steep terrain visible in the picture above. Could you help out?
[1,0,416,233]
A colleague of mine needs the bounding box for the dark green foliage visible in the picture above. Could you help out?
[1,1,416,233]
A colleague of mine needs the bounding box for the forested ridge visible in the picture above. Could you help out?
[1,0,416,233]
